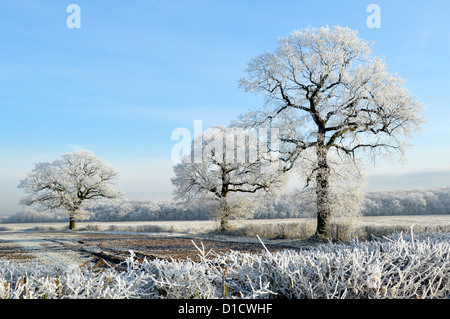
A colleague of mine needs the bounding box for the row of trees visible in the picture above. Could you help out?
[363,188,450,216]
[7,187,449,224]
[16,26,425,237]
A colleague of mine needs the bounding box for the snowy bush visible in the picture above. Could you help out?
[0,259,146,299]
[1,232,449,299]
[230,232,450,298]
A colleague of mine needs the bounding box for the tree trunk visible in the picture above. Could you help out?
[219,213,230,232]
[69,216,76,230]
[69,204,81,230]
[219,174,230,232]
[315,142,331,238]
[219,199,231,232]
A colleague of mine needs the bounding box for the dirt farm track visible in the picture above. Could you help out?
[1,216,449,267]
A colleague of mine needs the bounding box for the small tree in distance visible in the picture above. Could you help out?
[18,150,123,229]
[171,126,286,231]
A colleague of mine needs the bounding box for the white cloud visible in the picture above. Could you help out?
[418,27,434,48]
[67,144,87,152]
[423,59,434,68]
[367,170,450,192]
[111,157,175,200]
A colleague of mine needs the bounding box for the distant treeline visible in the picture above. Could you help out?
[4,187,450,223]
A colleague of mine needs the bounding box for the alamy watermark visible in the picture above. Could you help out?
[66,4,81,29]
[171,120,280,165]
[367,4,381,29]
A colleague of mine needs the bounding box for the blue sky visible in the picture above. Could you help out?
[1,0,449,215]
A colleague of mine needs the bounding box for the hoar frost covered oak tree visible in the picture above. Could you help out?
[295,150,368,238]
[172,126,286,231]
[18,150,123,229]
[237,26,424,238]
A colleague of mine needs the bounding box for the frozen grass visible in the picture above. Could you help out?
[217,220,317,240]
[1,231,449,299]
[3,215,450,241]
[219,216,450,242]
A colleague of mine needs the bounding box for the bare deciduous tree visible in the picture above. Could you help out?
[172,126,286,231]
[18,150,123,229]
[237,26,425,238]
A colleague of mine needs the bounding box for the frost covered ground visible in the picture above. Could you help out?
[0,231,449,299]
[1,216,449,299]
[3,214,450,233]
[1,215,450,266]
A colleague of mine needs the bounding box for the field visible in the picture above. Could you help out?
[0,219,312,267]
[1,215,449,299]
[1,215,450,267]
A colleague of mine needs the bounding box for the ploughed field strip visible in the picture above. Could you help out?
[0,240,35,261]
[0,232,298,268]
